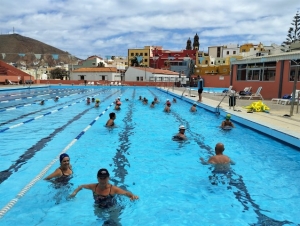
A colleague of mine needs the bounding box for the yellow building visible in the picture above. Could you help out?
[128,46,153,67]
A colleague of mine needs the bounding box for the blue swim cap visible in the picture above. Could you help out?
[60,153,69,162]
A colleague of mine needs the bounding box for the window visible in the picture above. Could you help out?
[233,51,236,54]
[101,75,106,80]
[92,63,96,65]
[135,53,138,56]
[136,77,140,81]
[140,53,143,56]
[237,62,276,81]
[227,51,229,55]
[131,53,134,56]
[223,61,225,63]
[242,49,245,52]
[145,59,148,62]
[289,65,300,81]
[205,60,208,64]
[145,53,148,56]
[140,77,143,81]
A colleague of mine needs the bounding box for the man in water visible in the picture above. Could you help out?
[190,102,197,112]
[200,143,235,172]
[172,125,187,140]
[220,114,234,129]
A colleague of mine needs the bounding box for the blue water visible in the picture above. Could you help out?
[191,87,228,93]
[0,86,299,225]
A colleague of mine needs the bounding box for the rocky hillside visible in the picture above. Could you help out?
[0,34,77,67]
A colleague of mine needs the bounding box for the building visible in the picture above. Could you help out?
[70,67,120,82]
[0,60,34,84]
[124,67,187,84]
[70,55,107,71]
[128,46,153,67]
[231,51,300,99]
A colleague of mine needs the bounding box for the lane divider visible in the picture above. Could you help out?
[0,88,84,103]
[0,101,116,219]
[0,89,94,113]
[0,90,105,133]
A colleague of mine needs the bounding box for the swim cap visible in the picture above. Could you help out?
[97,168,110,178]
[226,114,231,119]
[193,102,197,106]
[179,125,186,130]
[96,99,100,103]
[116,101,121,105]
[60,153,69,162]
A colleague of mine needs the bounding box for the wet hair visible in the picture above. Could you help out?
[60,153,69,162]
[109,112,116,119]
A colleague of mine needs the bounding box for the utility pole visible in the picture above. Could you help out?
[290,60,299,116]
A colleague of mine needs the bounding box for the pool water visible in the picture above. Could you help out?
[191,87,228,93]
[0,86,299,225]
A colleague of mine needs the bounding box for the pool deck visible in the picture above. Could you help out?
[159,87,300,148]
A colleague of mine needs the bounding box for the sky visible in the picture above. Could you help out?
[0,0,299,60]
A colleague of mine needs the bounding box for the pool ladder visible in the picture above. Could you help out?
[181,87,191,99]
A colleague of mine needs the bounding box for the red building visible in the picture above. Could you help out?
[150,33,200,69]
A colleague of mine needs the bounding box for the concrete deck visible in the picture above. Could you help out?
[159,87,300,148]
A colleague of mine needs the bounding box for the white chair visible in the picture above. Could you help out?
[8,80,18,85]
[214,86,233,96]
[240,87,263,100]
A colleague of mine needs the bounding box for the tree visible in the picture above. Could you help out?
[50,68,68,80]
[130,56,140,66]
[283,11,300,46]
[98,62,105,67]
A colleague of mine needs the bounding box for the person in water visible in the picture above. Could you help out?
[86,97,91,105]
[92,97,95,103]
[95,99,100,108]
[150,101,155,108]
[221,114,235,129]
[44,153,73,180]
[70,168,138,208]
[115,101,121,110]
[190,102,197,112]
[154,97,159,103]
[173,125,187,140]
[106,112,116,127]
[200,143,235,172]
[164,100,171,112]
[40,99,45,105]
[54,96,59,102]
[172,98,177,103]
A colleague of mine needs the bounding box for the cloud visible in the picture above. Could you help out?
[0,0,299,58]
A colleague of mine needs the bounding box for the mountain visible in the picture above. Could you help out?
[0,34,77,67]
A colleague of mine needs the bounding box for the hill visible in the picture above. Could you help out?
[0,34,77,67]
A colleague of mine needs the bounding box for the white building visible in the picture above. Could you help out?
[70,67,121,81]
[125,67,187,83]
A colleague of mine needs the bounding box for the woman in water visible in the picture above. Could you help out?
[44,153,73,181]
[70,168,138,208]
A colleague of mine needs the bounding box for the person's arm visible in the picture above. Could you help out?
[106,119,112,126]
[200,157,215,165]
[44,168,62,180]
[230,158,236,165]
[112,186,139,201]
[231,122,235,128]
[70,184,94,198]
[220,121,225,128]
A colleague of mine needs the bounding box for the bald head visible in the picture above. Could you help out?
[215,143,225,154]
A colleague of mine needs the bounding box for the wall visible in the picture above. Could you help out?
[200,74,230,88]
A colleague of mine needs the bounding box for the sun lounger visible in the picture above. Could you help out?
[8,80,18,85]
[239,87,263,100]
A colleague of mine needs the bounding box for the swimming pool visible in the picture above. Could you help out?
[0,86,299,225]
[190,87,228,93]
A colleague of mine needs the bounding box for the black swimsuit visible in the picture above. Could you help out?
[93,184,116,208]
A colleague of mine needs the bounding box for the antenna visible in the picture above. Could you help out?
[13,27,14,34]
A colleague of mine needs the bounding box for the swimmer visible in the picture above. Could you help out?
[172,125,187,140]
[164,102,171,112]
[139,96,142,101]
[154,97,159,103]
[200,143,235,172]
[40,99,45,105]
[106,112,116,127]
[150,101,155,108]
[92,97,95,103]
[54,96,59,102]
[95,99,100,107]
[70,168,139,208]
[115,101,121,110]
[172,98,177,103]
[142,98,148,105]
[221,114,234,129]
[87,97,91,105]
[190,102,197,112]
[44,153,73,180]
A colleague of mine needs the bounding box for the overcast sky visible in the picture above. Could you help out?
[0,0,299,59]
